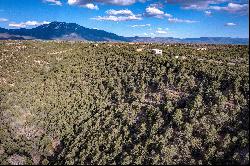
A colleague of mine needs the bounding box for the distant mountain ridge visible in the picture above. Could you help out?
[127,36,249,45]
[0,21,128,42]
[0,22,248,45]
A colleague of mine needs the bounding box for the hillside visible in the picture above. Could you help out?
[0,41,249,165]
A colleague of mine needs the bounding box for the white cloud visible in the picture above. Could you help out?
[225,22,237,26]
[157,27,169,30]
[168,17,198,23]
[44,0,62,6]
[131,24,151,27]
[209,3,249,14]
[93,8,142,22]
[146,6,164,15]
[106,9,133,15]
[205,10,212,16]
[167,0,228,10]
[84,3,99,10]
[68,0,144,6]
[167,0,249,14]
[9,23,24,28]
[68,0,77,5]
[156,30,168,34]
[164,13,172,17]
[145,6,172,18]
[9,21,50,28]
[0,18,8,22]
[155,27,169,34]
[92,15,142,21]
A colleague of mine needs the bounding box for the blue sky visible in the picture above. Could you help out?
[0,0,249,38]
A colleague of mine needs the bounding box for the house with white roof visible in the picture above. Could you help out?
[151,49,163,55]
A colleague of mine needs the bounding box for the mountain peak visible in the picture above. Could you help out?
[38,21,78,29]
[2,21,128,41]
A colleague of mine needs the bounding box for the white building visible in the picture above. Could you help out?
[197,47,207,51]
[151,49,163,55]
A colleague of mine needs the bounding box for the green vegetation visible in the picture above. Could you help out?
[0,41,249,165]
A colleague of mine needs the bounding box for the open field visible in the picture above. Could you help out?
[0,41,249,165]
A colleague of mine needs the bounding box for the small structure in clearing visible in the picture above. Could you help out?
[197,47,207,51]
[151,49,163,55]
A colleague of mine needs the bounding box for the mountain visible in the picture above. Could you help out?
[0,22,248,44]
[126,36,182,43]
[0,21,128,42]
[126,36,249,45]
[182,37,249,45]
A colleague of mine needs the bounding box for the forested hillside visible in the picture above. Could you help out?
[0,41,249,165]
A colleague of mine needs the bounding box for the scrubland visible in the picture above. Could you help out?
[0,41,249,165]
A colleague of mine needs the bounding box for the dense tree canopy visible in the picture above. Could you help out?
[0,41,249,165]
